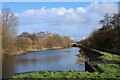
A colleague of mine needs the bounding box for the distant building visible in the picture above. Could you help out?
[37,32,46,37]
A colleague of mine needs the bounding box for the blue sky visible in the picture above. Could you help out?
[2,2,118,41]
[2,2,91,13]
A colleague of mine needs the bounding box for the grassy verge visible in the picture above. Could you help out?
[100,52,120,62]
[97,64,120,78]
[91,49,120,62]
[12,68,120,79]
[78,44,120,62]
[97,64,120,73]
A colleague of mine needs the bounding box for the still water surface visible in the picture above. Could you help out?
[2,47,85,77]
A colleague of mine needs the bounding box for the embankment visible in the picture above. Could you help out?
[78,44,120,73]
[16,47,64,55]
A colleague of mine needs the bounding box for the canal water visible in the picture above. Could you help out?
[2,47,85,77]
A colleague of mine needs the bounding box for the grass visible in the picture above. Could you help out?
[97,64,120,78]
[12,68,120,79]
[90,49,120,62]
[97,64,120,73]
[100,52,120,62]
[12,71,92,78]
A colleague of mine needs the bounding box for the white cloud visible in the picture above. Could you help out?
[77,7,86,13]
[82,36,86,40]
[18,6,88,26]
[86,2,118,15]
[17,2,118,41]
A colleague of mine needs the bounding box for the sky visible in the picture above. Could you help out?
[2,2,118,41]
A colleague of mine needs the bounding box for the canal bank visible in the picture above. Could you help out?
[4,47,65,56]
[77,44,120,78]
[10,64,120,79]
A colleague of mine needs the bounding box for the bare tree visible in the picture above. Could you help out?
[99,13,112,28]
[2,8,19,36]
[2,8,19,55]
[2,8,19,27]
[111,14,120,28]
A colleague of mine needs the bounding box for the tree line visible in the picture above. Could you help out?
[1,8,74,55]
[15,32,73,53]
[80,13,120,54]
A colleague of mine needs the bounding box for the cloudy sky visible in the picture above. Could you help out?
[3,2,118,41]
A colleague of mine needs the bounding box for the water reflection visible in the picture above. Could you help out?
[2,56,16,77]
[17,52,69,64]
[2,47,85,77]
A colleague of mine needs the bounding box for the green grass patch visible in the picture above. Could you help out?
[100,52,120,62]
[12,71,92,78]
[97,64,120,78]
[88,48,120,62]
[97,64,120,73]
[12,69,120,79]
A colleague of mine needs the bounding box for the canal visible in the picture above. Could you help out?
[2,47,85,77]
